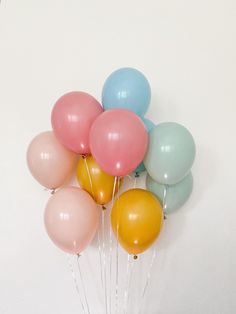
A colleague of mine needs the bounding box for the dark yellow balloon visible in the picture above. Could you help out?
[76,156,120,205]
[111,189,163,255]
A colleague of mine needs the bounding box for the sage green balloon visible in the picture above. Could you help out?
[144,122,196,185]
[146,172,193,214]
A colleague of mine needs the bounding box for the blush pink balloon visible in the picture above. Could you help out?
[27,131,77,189]
[89,109,148,177]
[44,187,100,254]
[51,91,103,155]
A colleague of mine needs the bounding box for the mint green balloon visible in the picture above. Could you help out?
[146,172,193,214]
[144,122,196,185]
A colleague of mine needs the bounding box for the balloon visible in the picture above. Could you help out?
[146,172,193,214]
[44,187,100,254]
[76,155,121,205]
[51,91,103,154]
[134,117,155,175]
[111,189,163,255]
[144,122,196,185]
[102,67,151,117]
[90,109,148,177]
[27,131,77,189]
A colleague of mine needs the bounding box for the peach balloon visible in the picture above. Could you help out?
[44,187,100,254]
[27,131,77,189]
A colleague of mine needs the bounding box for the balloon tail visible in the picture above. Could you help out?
[123,254,135,314]
[138,248,157,314]
[67,254,86,314]
[77,254,91,314]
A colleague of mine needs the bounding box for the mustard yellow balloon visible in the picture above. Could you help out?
[111,189,163,255]
[76,156,120,205]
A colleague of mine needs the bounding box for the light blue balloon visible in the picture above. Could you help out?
[146,172,193,214]
[134,118,155,175]
[102,67,151,117]
[144,122,196,185]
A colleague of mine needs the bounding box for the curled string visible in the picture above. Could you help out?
[77,255,90,314]
[109,176,118,314]
[138,185,168,313]
[67,254,86,314]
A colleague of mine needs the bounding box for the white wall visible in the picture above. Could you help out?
[0,0,235,313]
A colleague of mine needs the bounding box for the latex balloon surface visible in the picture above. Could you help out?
[102,67,151,117]
[44,187,100,254]
[76,155,121,205]
[111,189,163,255]
[90,109,148,177]
[27,131,77,189]
[144,122,196,185]
[51,91,103,154]
[146,172,193,214]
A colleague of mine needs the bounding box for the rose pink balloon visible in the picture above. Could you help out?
[89,109,148,177]
[51,91,103,154]
[44,187,100,254]
[27,131,77,189]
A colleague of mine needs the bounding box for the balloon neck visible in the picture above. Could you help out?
[51,189,55,195]
[133,254,138,260]
[81,154,86,159]
[102,205,106,210]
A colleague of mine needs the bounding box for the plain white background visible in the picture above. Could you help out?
[0,0,236,313]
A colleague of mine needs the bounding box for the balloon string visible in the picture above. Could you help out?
[115,177,120,314]
[67,254,86,314]
[83,156,104,293]
[124,255,135,314]
[109,176,117,314]
[77,255,90,314]
[83,156,95,197]
[138,248,157,314]
[102,209,108,314]
[137,185,167,314]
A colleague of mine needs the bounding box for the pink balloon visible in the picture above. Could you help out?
[44,187,100,254]
[27,131,77,189]
[90,109,148,176]
[51,91,103,154]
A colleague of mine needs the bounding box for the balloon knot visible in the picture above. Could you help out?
[102,205,106,210]
[133,255,138,260]
[51,189,55,195]
[135,173,140,178]
[164,214,167,220]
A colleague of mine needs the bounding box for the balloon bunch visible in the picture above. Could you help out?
[27,67,195,309]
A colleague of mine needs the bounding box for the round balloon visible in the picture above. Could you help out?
[51,91,103,154]
[111,189,163,255]
[44,187,100,254]
[27,131,77,189]
[76,155,121,205]
[144,122,196,185]
[90,109,148,177]
[146,172,193,214]
[134,117,155,175]
[102,67,151,117]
